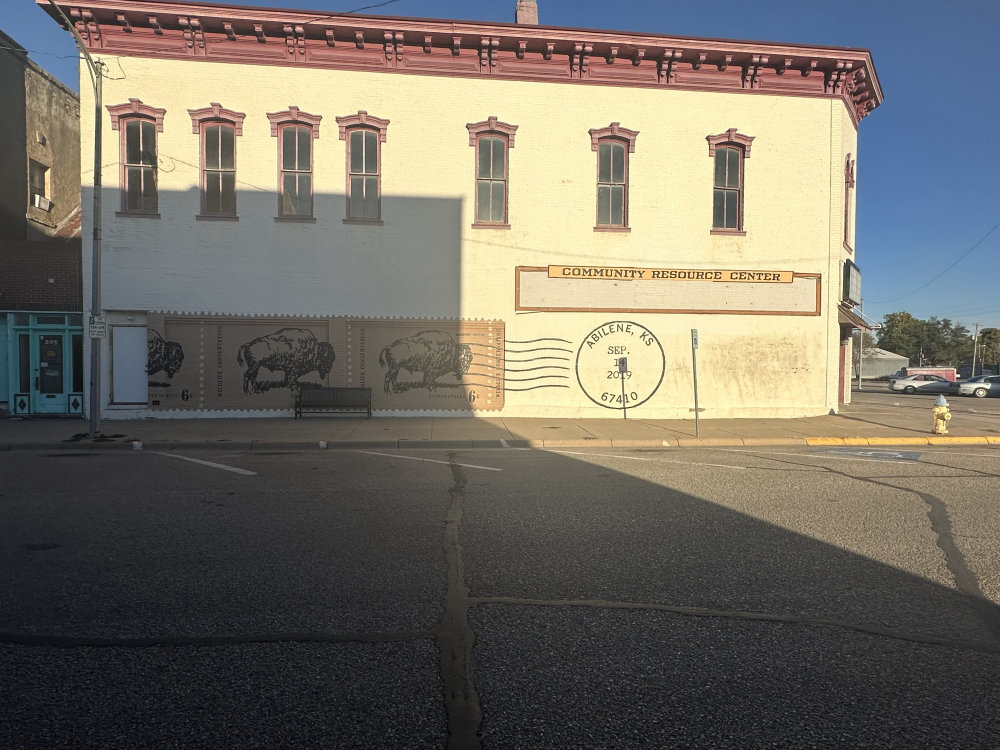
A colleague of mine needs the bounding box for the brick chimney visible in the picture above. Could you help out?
[515,0,539,25]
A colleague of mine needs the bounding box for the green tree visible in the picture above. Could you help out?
[876,311,923,362]
[978,328,1000,371]
[876,312,972,366]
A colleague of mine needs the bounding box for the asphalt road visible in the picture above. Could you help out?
[3,441,1000,749]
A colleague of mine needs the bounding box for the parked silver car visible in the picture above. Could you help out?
[956,375,1000,398]
[887,373,957,395]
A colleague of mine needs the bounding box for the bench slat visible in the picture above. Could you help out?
[295,386,372,418]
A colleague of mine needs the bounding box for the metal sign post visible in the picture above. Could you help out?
[691,329,700,437]
[617,356,628,419]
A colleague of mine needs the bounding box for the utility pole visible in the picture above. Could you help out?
[971,324,980,377]
[48,0,104,436]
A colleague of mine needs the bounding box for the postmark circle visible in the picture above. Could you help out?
[576,321,665,410]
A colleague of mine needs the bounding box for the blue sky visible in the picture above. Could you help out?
[7,0,1000,331]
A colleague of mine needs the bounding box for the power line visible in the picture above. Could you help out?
[868,218,1000,303]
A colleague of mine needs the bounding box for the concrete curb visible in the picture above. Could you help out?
[3,435,998,451]
[804,436,996,447]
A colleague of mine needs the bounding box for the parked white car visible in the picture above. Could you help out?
[956,375,1000,398]
[887,373,957,395]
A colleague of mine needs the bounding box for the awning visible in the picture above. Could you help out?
[838,304,871,332]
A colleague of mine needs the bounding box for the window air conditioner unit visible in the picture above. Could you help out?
[32,194,53,211]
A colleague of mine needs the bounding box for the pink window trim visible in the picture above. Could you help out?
[467,117,517,228]
[187,102,247,134]
[269,108,321,218]
[335,110,389,141]
[466,116,518,147]
[706,128,754,157]
[188,104,245,218]
[588,122,638,152]
[844,153,856,251]
[590,122,637,230]
[107,98,165,132]
[336,111,389,223]
[266,106,322,138]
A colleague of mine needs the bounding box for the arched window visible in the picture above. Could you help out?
[107,99,165,214]
[467,117,518,228]
[336,111,389,223]
[844,154,856,250]
[189,103,246,218]
[589,123,638,231]
[706,128,754,232]
[268,107,322,219]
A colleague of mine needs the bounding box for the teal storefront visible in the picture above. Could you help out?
[2,312,84,415]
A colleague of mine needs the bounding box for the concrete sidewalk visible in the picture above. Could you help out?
[3,401,999,450]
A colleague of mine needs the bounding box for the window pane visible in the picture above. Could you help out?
[296,174,311,215]
[491,181,505,222]
[297,127,310,170]
[477,180,491,222]
[727,148,740,189]
[282,128,296,170]
[350,131,364,173]
[282,173,296,214]
[220,172,236,214]
[611,143,624,184]
[725,190,738,227]
[478,140,492,178]
[72,334,83,392]
[597,185,610,225]
[127,166,142,209]
[141,121,156,165]
[220,126,235,170]
[364,176,378,217]
[611,185,624,225]
[364,130,378,174]
[205,125,219,170]
[125,120,141,164]
[598,142,611,183]
[713,189,725,227]
[141,166,157,211]
[714,150,727,189]
[491,139,505,179]
[18,334,30,392]
[349,175,364,216]
[205,173,221,213]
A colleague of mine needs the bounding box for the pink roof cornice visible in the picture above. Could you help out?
[40,0,882,123]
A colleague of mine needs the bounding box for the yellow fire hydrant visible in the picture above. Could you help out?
[932,394,952,435]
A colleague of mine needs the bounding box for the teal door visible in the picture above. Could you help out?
[33,333,68,414]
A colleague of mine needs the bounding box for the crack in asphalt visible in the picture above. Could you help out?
[436,456,483,750]
[735,450,1000,645]
[469,597,1000,655]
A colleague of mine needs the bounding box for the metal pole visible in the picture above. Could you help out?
[691,329,700,438]
[47,1,103,436]
[971,323,979,377]
[615,357,628,419]
[88,63,102,436]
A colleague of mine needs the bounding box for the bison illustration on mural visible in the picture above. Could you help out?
[237,327,335,394]
[147,329,184,384]
[378,329,473,394]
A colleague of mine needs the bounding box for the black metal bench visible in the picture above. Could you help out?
[294,386,372,419]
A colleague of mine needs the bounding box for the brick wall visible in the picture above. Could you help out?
[0,238,82,310]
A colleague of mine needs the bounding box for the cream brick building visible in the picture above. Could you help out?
[41,0,881,420]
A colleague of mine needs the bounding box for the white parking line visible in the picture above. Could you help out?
[550,449,745,469]
[719,449,908,465]
[151,451,257,475]
[348,450,502,472]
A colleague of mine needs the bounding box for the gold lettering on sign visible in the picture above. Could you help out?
[547,265,794,283]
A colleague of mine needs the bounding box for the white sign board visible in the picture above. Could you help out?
[89,315,108,339]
